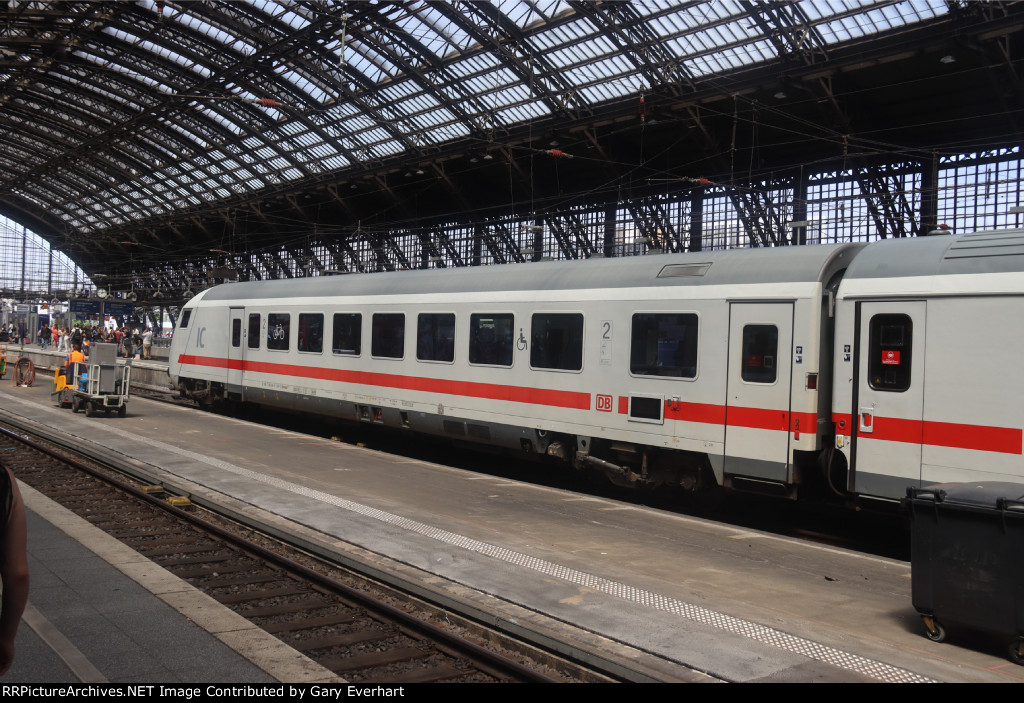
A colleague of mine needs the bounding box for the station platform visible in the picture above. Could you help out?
[0,363,1022,683]
[8,476,338,683]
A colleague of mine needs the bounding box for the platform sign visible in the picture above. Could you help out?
[106,301,134,317]
[68,300,134,328]
[70,300,101,316]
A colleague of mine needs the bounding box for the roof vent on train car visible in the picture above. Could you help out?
[657,262,712,278]
[945,230,1024,260]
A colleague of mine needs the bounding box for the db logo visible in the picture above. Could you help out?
[596,394,613,412]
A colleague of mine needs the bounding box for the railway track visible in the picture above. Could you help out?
[0,423,605,683]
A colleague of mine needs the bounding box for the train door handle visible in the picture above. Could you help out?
[859,407,874,433]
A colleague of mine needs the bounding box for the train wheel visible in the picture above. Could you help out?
[923,617,946,643]
[1009,638,1024,665]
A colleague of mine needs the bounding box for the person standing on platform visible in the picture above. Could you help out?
[142,327,153,360]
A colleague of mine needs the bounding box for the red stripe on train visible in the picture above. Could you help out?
[831,413,1021,454]
[623,398,817,433]
[178,354,591,410]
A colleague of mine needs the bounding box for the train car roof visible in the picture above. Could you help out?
[199,242,864,302]
[844,228,1024,279]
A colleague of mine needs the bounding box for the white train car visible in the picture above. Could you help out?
[169,243,862,497]
[831,228,1024,499]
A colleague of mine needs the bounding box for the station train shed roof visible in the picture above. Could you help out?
[1,1,1022,292]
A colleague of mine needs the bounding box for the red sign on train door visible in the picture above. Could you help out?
[881,349,901,365]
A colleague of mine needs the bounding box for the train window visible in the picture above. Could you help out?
[630,313,698,378]
[179,310,192,329]
[267,313,289,351]
[531,313,584,371]
[868,314,912,392]
[248,314,260,349]
[231,319,241,348]
[469,313,513,367]
[741,325,778,383]
[332,313,361,355]
[298,313,324,354]
[417,313,455,363]
[371,313,405,359]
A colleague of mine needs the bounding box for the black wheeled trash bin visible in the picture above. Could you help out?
[906,482,1024,664]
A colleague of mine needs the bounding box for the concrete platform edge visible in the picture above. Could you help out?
[19,480,343,684]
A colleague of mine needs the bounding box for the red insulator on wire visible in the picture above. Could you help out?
[545,149,572,159]
[639,94,646,125]
[254,98,282,108]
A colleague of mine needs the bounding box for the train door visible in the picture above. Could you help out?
[849,301,926,497]
[227,307,244,396]
[724,302,794,482]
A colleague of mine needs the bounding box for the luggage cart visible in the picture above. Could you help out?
[66,343,132,417]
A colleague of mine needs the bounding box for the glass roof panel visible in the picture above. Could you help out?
[813,0,947,41]
[393,10,450,58]
[405,3,474,56]
[266,3,311,31]
[136,37,213,77]
[271,64,329,105]
[174,8,257,56]
[378,80,422,102]
[322,155,351,170]
[542,31,618,72]
[193,105,248,137]
[494,102,548,125]
[0,0,967,238]
[344,37,403,84]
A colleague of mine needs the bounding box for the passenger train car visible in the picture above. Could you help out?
[168,228,1024,502]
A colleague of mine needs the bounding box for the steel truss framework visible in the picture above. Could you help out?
[3,144,1022,318]
[131,145,1020,294]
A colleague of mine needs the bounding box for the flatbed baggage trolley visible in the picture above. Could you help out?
[55,343,132,417]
